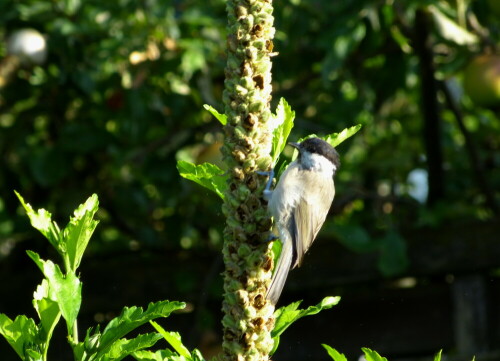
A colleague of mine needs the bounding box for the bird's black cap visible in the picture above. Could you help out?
[289,137,340,169]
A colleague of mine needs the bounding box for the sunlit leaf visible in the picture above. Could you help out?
[428,5,478,46]
[63,193,99,272]
[322,344,348,361]
[132,349,177,361]
[33,280,61,344]
[15,191,61,252]
[102,333,163,361]
[324,124,363,148]
[0,314,39,359]
[271,296,341,355]
[27,251,81,333]
[177,161,227,200]
[271,98,295,165]
[434,350,442,361]
[203,104,227,125]
[362,347,388,361]
[150,321,191,358]
[95,301,185,360]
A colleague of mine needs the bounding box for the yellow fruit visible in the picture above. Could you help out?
[463,54,500,107]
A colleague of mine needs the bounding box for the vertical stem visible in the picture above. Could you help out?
[221,0,276,360]
[73,320,79,344]
[414,9,445,205]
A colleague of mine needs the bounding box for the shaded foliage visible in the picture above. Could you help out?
[1,0,500,359]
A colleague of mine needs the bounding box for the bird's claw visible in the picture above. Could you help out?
[257,169,275,199]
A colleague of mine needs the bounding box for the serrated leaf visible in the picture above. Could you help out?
[324,124,362,148]
[63,193,99,272]
[150,321,190,358]
[133,349,177,361]
[96,301,186,359]
[428,5,478,46]
[272,300,302,338]
[102,333,163,361]
[15,191,61,252]
[271,98,295,165]
[0,314,39,359]
[322,344,348,361]
[27,251,81,333]
[177,161,227,200]
[271,296,341,355]
[33,280,61,343]
[362,348,388,361]
[203,104,227,125]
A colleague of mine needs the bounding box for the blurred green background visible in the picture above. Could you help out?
[1,0,499,360]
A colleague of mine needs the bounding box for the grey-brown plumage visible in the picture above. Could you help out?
[265,138,339,304]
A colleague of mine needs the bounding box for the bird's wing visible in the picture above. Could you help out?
[292,172,334,268]
[266,237,293,304]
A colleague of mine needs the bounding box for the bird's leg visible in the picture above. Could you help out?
[265,234,279,242]
[257,169,277,243]
[257,168,275,202]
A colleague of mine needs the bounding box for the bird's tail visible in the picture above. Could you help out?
[266,239,293,304]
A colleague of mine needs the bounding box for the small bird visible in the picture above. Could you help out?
[263,137,340,304]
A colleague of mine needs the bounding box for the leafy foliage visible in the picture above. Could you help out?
[177,161,227,200]
[322,346,454,361]
[1,194,190,361]
[270,98,295,165]
[271,297,341,355]
[1,0,500,359]
[148,321,205,361]
[27,251,82,334]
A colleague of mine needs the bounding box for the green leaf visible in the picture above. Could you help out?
[271,296,340,355]
[322,344,348,361]
[270,239,282,275]
[434,350,442,361]
[203,104,227,125]
[322,23,366,81]
[180,39,206,78]
[62,193,99,272]
[25,349,43,361]
[362,348,388,361]
[27,251,81,333]
[95,301,186,360]
[271,98,295,165]
[428,5,478,46]
[334,224,377,253]
[377,231,409,277]
[191,349,205,361]
[133,349,177,361]
[15,191,61,252]
[324,124,362,148]
[177,161,227,200]
[0,314,39,359]
[102,333,163,361]
[33,280,61,346]
[150,321,190,358]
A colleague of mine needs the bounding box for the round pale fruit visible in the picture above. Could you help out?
[7,28,47,65]
[463,54,500,107]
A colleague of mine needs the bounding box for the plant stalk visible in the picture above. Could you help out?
[220,0,277,360]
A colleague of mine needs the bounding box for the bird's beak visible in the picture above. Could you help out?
[287,142,300,149]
